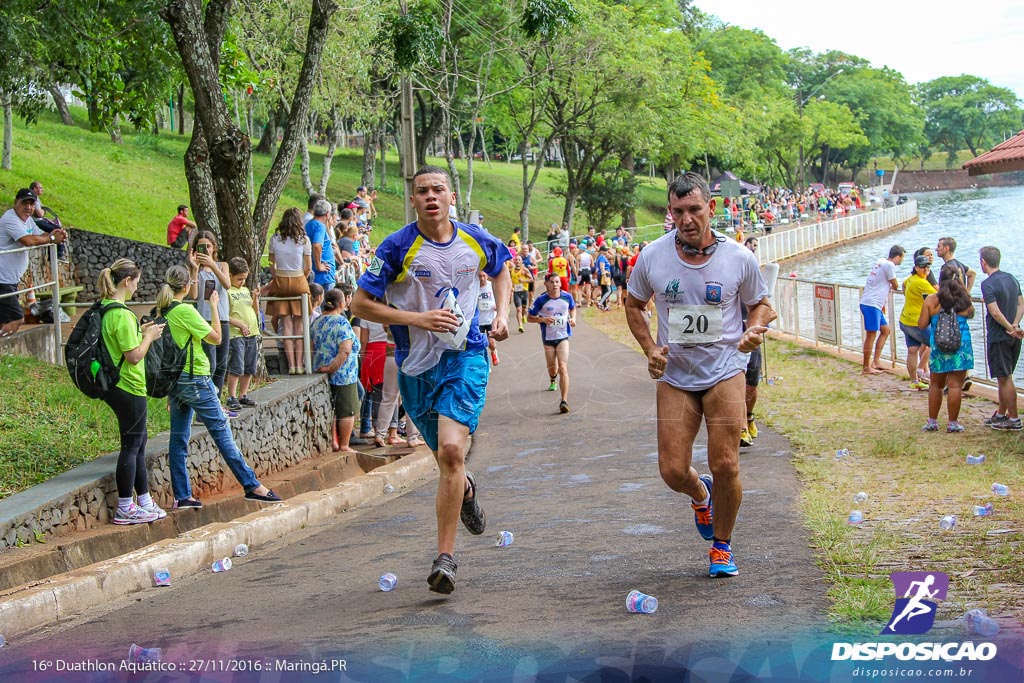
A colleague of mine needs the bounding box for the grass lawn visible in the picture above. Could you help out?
[0,354,171,501]
[0,106,669,248]
[582,306,1023,632]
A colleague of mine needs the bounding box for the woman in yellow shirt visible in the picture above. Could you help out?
[900,255,937,388]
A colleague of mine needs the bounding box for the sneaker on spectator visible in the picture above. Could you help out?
[226,396,242,411]
[922,419,939,432]
[239,395,257,407]
[113,504,160,525]
[984,412,1007,426]
[991,417,1023,431]
[139,500,167,519]
[223,407,239,420]
[947,421,965,433]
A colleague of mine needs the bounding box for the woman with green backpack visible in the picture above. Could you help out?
[156,265,281,508]
[97,259,166,524]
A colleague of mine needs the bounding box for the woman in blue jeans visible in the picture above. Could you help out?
[157,265,281,508]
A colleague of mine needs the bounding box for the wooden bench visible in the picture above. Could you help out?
[35,285,84,304]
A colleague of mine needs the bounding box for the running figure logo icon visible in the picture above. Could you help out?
[883,571,948,635]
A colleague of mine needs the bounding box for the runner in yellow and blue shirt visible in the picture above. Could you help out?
[352,165,511,596]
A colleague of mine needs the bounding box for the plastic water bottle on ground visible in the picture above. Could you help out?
[233,543,249,557]
[836,448,850,459]
[211,557,233,573]
[495,530,514,547]
[378,573,397,592]
[152,569,171,587]
[965,609,1000,637]
[383,483,395,494]
[991,483,1009,496]
[128,644,163,663]
[973,503,994,517]
[626,590,658,614]
[853,492,868,503]
[939,515,957,530]
[847,510,863,525]
[966,454,985,465]
[0,634,6,649]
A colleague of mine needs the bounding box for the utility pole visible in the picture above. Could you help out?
[399,1,417,224]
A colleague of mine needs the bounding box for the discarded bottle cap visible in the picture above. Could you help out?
[379,573,398,592]
[939,515,957,530]
[211,557,233,573]
[233,543,249,557]
[152,569,171,587]
[853,492,868,503]
[128,644,163,663]
[495,530,514,547]
[383,483,395,494]
[626,589,658,614]
[848,510,863,525]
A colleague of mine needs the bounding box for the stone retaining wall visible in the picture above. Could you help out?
[0,376,333,550]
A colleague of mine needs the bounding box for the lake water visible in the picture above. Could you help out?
[790,185,1024,294]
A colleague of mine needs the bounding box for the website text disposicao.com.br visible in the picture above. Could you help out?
[851,666,978,678]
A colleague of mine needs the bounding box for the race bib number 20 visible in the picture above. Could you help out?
[667,305,723,345]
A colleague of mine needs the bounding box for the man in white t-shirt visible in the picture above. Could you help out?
[859,245,904,375]
[625,172,773,579]
[477,271,499,366]
[527,272,577,413]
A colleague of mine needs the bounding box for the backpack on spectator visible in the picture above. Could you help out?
[934,308,961,353]
[64,301,128,399]
[144,301,193,398]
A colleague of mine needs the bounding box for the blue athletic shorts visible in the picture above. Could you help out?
[397,349,490,451]
[860,304,888,332]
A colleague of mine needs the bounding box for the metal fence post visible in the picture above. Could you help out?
[49,243,62,365]
[301,293,312,374]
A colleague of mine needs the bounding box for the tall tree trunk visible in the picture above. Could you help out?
[378,128,387,187]
[361,125,377,189]
[319,106,343,195]
[518,140,547,241]
[108,115,123,144]
[176,82,186,134]
[47,84,74,125]
[2,101,11,170]
[299,132,315,197]
[255,107,277,154]
[620,152,635,228]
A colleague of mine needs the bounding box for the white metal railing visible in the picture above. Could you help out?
[58,293,313,374]
[756,201,918,265]
[0,243,62,362]
[772,277,1018,389]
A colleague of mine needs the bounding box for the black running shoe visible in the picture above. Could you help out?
[428,552,458,594]
[460,471,486,535]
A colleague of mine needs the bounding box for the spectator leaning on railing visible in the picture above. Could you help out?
[0,188,68,337]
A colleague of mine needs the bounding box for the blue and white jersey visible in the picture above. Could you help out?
[529,292,576,342]
[357,220,511,376]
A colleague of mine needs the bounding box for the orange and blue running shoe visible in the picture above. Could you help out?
[691,474,714,540]
[709,540,738,578]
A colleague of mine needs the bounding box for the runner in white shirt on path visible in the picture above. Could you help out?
[625,172,774,580]
[527,272,577,413]
[477,271,499,366]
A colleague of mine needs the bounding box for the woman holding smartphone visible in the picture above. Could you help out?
[188,231,234,416]
[98,259,167,524]
[158,265,281,508]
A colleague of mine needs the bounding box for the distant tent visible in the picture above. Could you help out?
[710,171,761,195]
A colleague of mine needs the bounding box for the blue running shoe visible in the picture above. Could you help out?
[691,474,714,541]
[709,541,739,578]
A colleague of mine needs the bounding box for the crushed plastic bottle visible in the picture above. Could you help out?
[847,510,863,525]
[383,483,395,494]
[991,483,1009,496]
[964,609,1000,637]
[939,515,957,530]
[495,530,514,547]
[152,568,171,587]
[233,543,249,557]
[211,557,233,573]
[0,634,6,649]
[853,492,868,503]
[626,590,658,614]
[378,573,397,592]
[128,644,163,664]
[973,503,994,517]
[966,454,986,465]
[836,448,850,459]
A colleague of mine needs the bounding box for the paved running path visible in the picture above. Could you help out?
[4,317,829,678]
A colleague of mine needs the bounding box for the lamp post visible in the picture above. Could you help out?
[797,68,844,191]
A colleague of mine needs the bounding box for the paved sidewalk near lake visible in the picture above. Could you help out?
[1,319,829,675]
